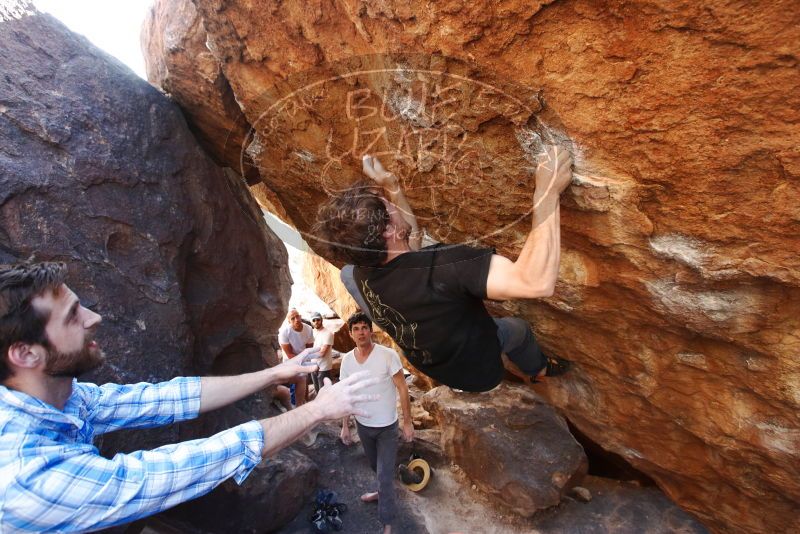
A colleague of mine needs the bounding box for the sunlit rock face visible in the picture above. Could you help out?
[302,253,360,322]
[143,1,800,531]
[141,0,257,182]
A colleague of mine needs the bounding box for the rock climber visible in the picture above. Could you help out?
[312,145,574,392]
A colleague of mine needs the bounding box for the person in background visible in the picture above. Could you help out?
[278,308,314,406]
[340,312,413,534]
[272,384,294,412]
[310,311,335,393]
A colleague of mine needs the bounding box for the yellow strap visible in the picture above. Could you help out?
[405,458,431,492]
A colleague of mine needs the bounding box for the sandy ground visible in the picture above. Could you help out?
[277,420,707,534]
[277,422,539,534]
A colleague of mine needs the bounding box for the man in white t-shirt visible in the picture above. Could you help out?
[340,312,413,534]
[310,311,335,393]
[278,308,314,406]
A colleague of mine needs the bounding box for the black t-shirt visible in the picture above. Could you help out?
[353,244,503,392]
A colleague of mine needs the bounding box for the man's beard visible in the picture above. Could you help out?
[44,339,105,378]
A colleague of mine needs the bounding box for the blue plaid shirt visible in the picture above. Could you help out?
[0,377,264,532]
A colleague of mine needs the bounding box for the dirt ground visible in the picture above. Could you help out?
[135,416,706,534]
[276,422,707,534]
[277,421,531,534]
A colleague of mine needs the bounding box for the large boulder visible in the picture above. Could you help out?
[174,406,319,533]
[142,1,800,531]
[422,384,587,515]
[140,0,257,183]
[0,5,310,530]
[302,252,359,321]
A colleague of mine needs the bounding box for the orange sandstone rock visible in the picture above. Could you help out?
[143,1,800,532]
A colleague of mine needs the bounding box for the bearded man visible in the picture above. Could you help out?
[0,261,377,532]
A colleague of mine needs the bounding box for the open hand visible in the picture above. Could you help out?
[313,371,380,421]
[271,348,320,382]
[535,145,573,199]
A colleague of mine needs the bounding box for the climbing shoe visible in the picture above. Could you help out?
[530,354,572,383]
[327,513,343,531]
[310,510,330,533]
[309,489,347,532]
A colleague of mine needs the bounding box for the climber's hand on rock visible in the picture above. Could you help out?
[535,145,573,199]
[362,154,399,192]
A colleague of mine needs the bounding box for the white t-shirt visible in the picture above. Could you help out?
[339,344,403,428]
[278,323,313,360]
[312,327,335,371]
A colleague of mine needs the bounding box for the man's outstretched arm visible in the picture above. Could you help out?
[486,145,573,301]
[259,371,379,456]
[199,348,319,413]
[3,371,378,532]
[362,155,422,251]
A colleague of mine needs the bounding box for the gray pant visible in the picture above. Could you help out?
[494,317,546,375]
[356,420,398,526]
[311,370,331,393]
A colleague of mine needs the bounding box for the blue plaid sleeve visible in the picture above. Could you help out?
[2,420,264,533]
[76,377,202,435]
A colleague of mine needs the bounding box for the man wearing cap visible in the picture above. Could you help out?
[310,311,335,393]
[278,308,314,406]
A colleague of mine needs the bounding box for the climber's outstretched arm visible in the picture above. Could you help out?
[362,155,422,251]
[486,145,573,301]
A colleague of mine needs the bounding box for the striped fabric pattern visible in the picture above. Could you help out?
[0,377,264,532]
